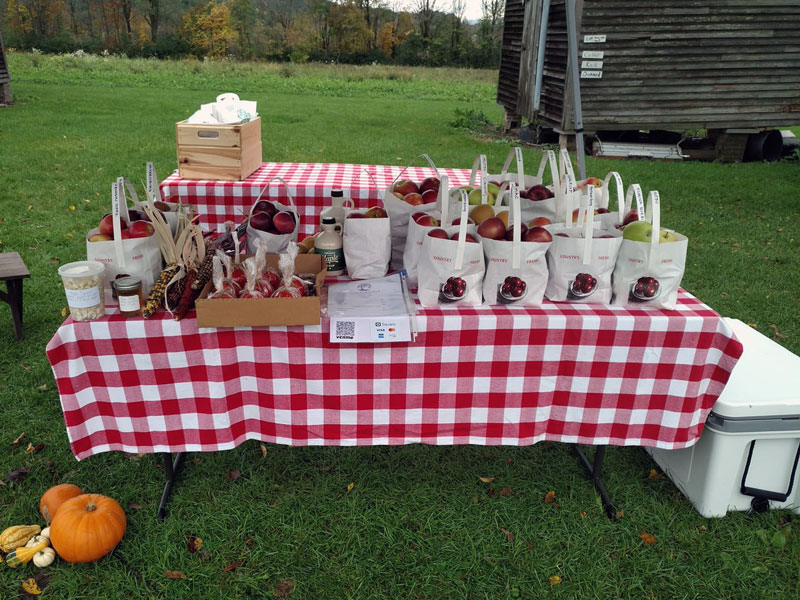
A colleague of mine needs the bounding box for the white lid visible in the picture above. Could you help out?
[58,261,105,279]
[711,318,800,419]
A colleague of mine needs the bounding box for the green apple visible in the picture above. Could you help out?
[623,221,678,243]
[468,187,496,206]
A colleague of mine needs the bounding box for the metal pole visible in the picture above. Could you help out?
[565,0,586,180]
[533,0,552,111]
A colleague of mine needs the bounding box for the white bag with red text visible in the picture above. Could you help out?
[488,148,559,225]
[403,175,451,288]
[245,177,299,254]
[383,154,440,271]
[342,180,391,280]
[545,186,623,303]
[86,177,163,305]
[482,184,552,306]
[418,192,484,307]
[612,191,688,310]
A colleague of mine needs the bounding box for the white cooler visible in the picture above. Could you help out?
[647,318,800,517]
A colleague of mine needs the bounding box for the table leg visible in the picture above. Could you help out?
[157,452,185,521]
[7,279,24,340]
[572,445,618,521]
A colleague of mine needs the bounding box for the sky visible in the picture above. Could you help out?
[397,0,488,22]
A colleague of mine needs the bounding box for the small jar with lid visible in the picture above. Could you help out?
[115,276,143,317]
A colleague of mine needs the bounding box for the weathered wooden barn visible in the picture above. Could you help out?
[0,31,11,105]
[497,0,800,161]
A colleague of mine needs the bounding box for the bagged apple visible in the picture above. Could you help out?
[557,147,608,208]
[383,154,440,271]
[545,185,623,303]
[488,148,559,226]
[86,177,164,305]
[342,180,391,280]
[611,191,687,310]
[447,154,504,216]
[596,180,645,232]
[417,191,484,307]
[403,175,452,288]
[246,176,299,255]
[482,183,552,306]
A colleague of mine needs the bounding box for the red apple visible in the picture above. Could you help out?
[403,193,424,206]
[505,223,528,241]
[119,229,132,240]
[392,191,405,200]
[427,228,449,239]
[523,226,553,243]
[88,233,112,242]
[596,207,611,214]
[528,217,552,227]
[419,177,440,195]
[128,220,155,238]
[230,266,247,289]
[555,232,570,237]
[347,212,366,218]
[365,206,388,218]
[99,213,126,237]
[128,209,145,222]
[451,217,475,226]
[393,179,419,196]
[253,200,278,217]
[413,213,438,227]
[250,211,274,232]
[621,209,639,227]
[421,189,438,204]
[273,211,296,234]
[525,185,554,201]
[477,216,506,240]
[450,232,478,243]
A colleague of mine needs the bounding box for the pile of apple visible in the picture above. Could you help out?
[391,177,440,206]
[467,204,553,244]
[88,208,159,242]
[519,183,555,202]
[347,206,387,219]
[249,200,297,235]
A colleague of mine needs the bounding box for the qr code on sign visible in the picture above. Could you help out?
[335,320,356,340]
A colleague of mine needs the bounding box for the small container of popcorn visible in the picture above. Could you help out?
[58,261,106,321]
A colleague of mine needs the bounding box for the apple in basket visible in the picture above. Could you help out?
[525,185,554,201]
[393,180,419,197]
[468,204,494,226]
[403,193,424,206]
[413,212,438,227]
[365,206,388,218]
[477,216,506,240]
[419,177,440,195]
[254,201,278,218]
[421,189,438,204]
[250,211,274,232]
[528,217,552,227]
[450,232,478,243]
[273,211,296,234]
[88,233,112,242]
[427,228,449,240]
[620,209,640,228]
[578,177,603,190]
[504,223,527,241]
[622,221,678,243]
[347,212,366,218]
[523,226,553,243]
[128,220,155,238]
[451,217,474,226]
[99,213,125,238]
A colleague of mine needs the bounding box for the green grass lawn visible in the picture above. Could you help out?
[1,51,799,599]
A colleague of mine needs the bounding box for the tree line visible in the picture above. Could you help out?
[1,0,505,67]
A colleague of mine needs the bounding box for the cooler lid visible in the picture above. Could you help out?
[711,319,800,420]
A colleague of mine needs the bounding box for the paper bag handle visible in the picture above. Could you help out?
[624,184,646,223]
[601,171,623,212]
[454,190,470,271]
[437,175,451,225]
[581,185,595,265]
[468,154,491,205]
[558,148,577,187]
[645,190,662,270]
[510,183,522,269]
[500,147,526,190]
[390,154,440,188]
[536,150,560,187]
[250,176,297,216]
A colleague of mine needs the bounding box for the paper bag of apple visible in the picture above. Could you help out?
[343,172,391,280]
[382,153,441,271]
[403,175,454,288]
[447,154,506,217]
[246,176,299,255]
[544,185,623,303]
[482,183,553,306]
[611,191,687,310]
[86,177,164,305]
[417,191,484,307]
[135,162,193,235]
[487,148,561,226]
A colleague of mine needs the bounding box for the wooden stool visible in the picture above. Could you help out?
[0,252,30,339]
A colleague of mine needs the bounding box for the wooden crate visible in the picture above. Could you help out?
[176,117,262,181]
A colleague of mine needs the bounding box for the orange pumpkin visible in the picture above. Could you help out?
[40,483,84,523]
[49,494,127,563]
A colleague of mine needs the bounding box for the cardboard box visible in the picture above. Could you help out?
[195,254,326,327]
[176,117,262,181]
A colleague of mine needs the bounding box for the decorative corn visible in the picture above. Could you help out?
[191,253,214,291]
[142,264,178,319]
[173,269,198,320]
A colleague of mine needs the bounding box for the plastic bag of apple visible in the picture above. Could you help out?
[544,185,623,303]
[245,177,300,255]
[207,243,312,299]
[487,148,560,225]
[342,197,391,280]
[383,154,441,271]
[611,191,687,310]
[482,184,553,306]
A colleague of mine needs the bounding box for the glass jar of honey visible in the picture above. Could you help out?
[115,276,143,317]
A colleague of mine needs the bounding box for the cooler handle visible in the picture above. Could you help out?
[740,439,800,503]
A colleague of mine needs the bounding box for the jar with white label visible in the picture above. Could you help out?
[114,276,143,317]
[58,261,105,322]
[314,216,345,276]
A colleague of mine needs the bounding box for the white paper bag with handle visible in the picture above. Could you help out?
[482,183,552,306]
[545,185,623,303]
[342,173,391,280]
[599,181,646,233]
[245,177,299,254]
[418,191,484,307]
[403,175,451,288]
[612,191,688,310]
[488,148,559,225]
[86,177,164,305]
[383,154,440,271]
[448,154,502,217]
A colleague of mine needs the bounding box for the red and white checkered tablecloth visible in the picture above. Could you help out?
[160,162,476,233]
[46,291,742,460]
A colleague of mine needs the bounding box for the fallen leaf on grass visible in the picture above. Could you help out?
[260,443,268,457]
[187,534,203,553]
[226,470,240,482]
[21,578,42,595]
[163,571,186,580]
[579,512,587,518]
[500,528,514,543]
[648,468,664,479]
[548,576,562,585]
[7,466,30,482]
[616,510,624,520]
[20,363,31,370]
[500,486,512,497]
[544,491,556,504]
[222,562,243,573]
[639,533,657,546]
[769,324,788,340]
[25,443,45,454]
[487,487,496,497]
[346,482,354,492]
[697,525,707,533]
[61,307,68,318]
[479,476,495,483]
[274,579,296,597]
[245,536,254,548]
[472,496,479,505]
[11,432,25,445]
[128,502,142,510]
[36,384,47,392]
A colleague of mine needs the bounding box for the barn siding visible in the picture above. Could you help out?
[497,0,526,111]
